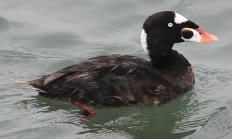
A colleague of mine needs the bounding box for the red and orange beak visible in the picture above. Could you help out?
[181,28,218,43]
[195,28,218,43]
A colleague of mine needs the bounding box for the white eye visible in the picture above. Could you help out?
[168,23,173,27]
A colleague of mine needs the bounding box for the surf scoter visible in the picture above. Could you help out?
[17,11,218,118]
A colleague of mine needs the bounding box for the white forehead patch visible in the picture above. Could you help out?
[174,13,188,24]
[141,29,148,53]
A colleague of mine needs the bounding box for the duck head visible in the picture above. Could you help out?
[141,11,218,53]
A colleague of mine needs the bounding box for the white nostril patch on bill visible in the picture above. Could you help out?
[181,28,201,42]
[174,13,188,24]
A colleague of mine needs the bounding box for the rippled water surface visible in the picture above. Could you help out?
[1,0,232,139]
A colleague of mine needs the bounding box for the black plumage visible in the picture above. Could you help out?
[28,54,193,106]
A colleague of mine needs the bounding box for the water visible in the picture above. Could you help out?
[1,0,232,139]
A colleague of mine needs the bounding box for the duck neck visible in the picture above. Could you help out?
[147,42,194,91]
[147,41,190,71]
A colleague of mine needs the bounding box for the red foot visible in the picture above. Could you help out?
[73,101,96,119]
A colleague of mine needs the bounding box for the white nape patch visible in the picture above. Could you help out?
[182,28,201,42]
[174,13,188,24]
[141,29,148,53]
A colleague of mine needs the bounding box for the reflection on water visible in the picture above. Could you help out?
[1,0,232,139]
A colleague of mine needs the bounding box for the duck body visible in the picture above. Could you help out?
[28,53,194,106]
[19,11,217,118]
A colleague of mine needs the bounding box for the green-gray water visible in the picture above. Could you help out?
[1,0,232,139]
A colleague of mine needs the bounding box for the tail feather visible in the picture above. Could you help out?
[13,80,47,93]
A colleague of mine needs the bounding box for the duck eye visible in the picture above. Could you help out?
[167,23,173,27]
